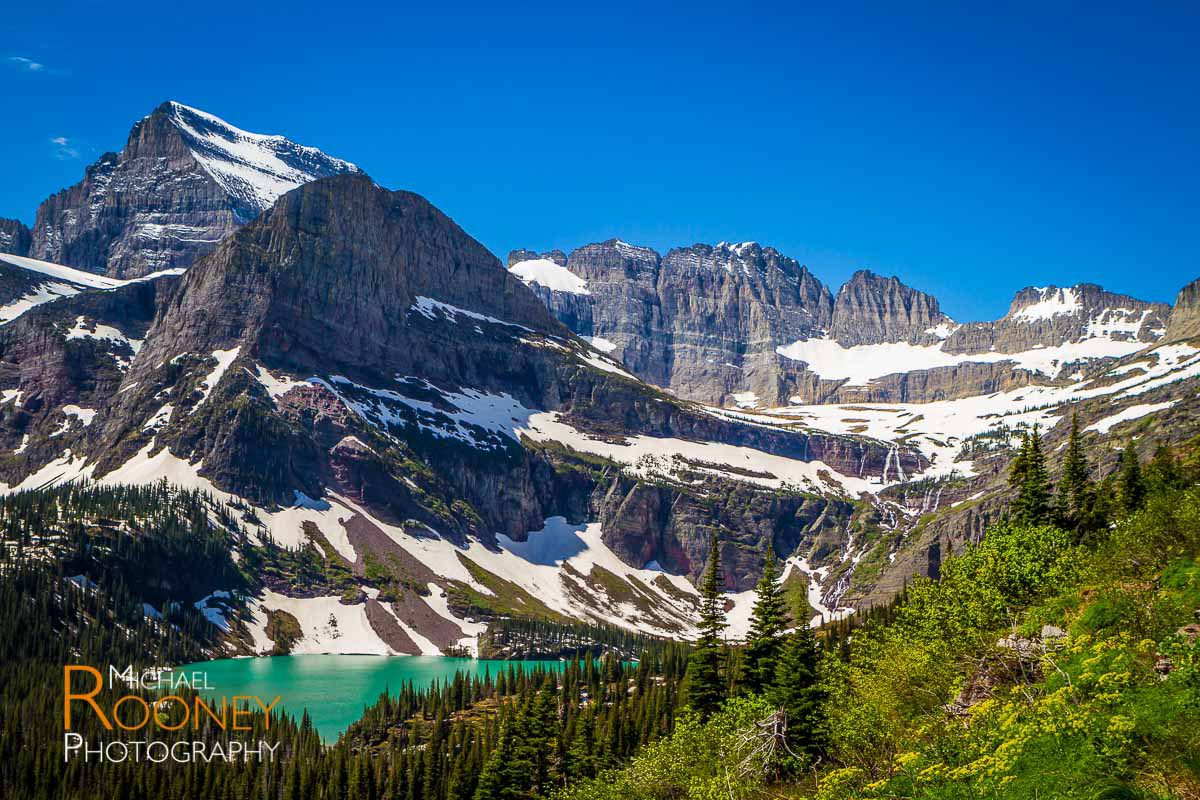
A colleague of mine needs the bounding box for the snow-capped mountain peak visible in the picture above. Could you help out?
[163,101,360,221]
[27,101,362,278]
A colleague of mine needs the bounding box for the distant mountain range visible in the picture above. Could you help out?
[506,245,1170,406]
[0,101,1196,654]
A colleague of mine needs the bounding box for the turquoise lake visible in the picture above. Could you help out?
[178,655,562,741]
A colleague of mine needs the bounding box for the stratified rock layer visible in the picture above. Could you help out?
[29,102,357,278]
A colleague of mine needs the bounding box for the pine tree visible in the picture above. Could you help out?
[472,712,514,800]
[1011,426,1052,524]
[1117,442,1146,517]
[685,534,727,718]
[1058,412,1095,533]
[743,548,787,694]
[770,625,826,763]
[524,674,562,796]
[1146,443,1184,493]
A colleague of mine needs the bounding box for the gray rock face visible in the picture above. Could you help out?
[0,219,30,256]
[29,101,357,279]
[944,284,1169,357]
[812,361,1041,405]
[594,473,857,589]
[507,248,566,268]
[1164,277,1200,342]
[829,269,951,346]
[130,173,561,393]
[0,274,171,468]
[656,243,833,404]
[510,240,833,406]
[508,248,595,334]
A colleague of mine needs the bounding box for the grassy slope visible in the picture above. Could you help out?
[562,471,1200,799]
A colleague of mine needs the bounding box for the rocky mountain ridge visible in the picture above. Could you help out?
[0,174,932,654]
[509,240,834,409]
[828,269,951,347]
[509,244,1172,406]
[28,101,358,279]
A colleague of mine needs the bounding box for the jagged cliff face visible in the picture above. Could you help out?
[28,102,357,279]
[828,270,951,346]
[944,284,1168,355]
[512,246,1175,406]
[1164,277,1200,342]
[127,173,560,396]
[508,240,833,407]
[0,219,30,257]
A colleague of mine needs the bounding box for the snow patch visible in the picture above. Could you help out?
[410,296,533,332]
[732,391,759,409]
[190,347,241,412]
[61,405,97,426]
[517,412,883,494]
[1011,287,1081,321]
[249,590,392,655]
[1084,401,1178,434]
[584,336,618,354]
[0,282,81,323]
[776,334,1146,384]
[65,316,143,351]
[166,101,359,217]
[509,259,590,295]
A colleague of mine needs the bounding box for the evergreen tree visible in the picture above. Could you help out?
[1010,426,1052,524]
[1117,442,1146,517]
[1146,443,1184,493]
[770,625,826,763]
[472,713,514,800]
[1008,430,1030,502]
[685,535,727,718]
[1058,412,1096,534]
[743,548,787,695]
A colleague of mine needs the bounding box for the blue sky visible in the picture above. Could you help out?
[2,1,1196,321]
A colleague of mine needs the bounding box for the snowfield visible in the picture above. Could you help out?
[1085,400,1179,434]
[410,295,534,332]
[584,336,618,354]
[509,258,591,295]
[776,333,1149,385]
[0,282,82,323]
[516,411,888,495]
[761,340,1200,479]
[65,316,144,352]
[1011,287,1082,320]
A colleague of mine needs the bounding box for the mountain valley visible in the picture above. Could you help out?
[0,101,1196,660]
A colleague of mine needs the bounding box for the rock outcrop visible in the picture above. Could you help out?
[828,270,951,346]
[1164,277,1200,342]
[0,219,30,257]
[944,284,1168,355]
[509,240,833,407]
[29,101,357,278]
[594,473,856,589]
